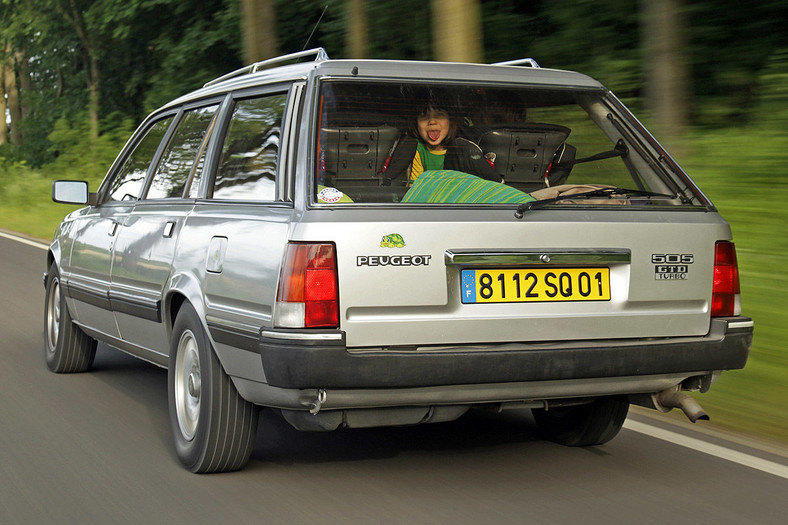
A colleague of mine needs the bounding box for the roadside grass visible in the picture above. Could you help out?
[1,125,786,444]
[680,127,788,444]
[0,164,98,239]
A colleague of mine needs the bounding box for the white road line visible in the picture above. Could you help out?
[624,419,788,480]
[0,230,49,250]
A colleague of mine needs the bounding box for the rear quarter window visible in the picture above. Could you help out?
[212,93,288,201]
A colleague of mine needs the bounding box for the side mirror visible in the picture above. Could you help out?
[52,180,96,205]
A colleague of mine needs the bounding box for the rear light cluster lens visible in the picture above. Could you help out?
[275,243,339,328]
[711,241,741,317]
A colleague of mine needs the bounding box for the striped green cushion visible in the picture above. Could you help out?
[402,170,536,204]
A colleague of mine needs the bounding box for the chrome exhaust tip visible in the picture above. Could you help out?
[653,388,710,423]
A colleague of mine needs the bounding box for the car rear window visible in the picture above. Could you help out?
[315,81,701,207]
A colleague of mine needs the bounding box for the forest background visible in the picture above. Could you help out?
[1,0,787,444]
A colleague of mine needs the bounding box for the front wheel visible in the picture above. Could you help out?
[532,396,629,447]
[44,263,97,373]
[168,303,259,473]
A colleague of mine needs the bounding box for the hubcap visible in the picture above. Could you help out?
[174,330,201,441]
[46,278,61,353]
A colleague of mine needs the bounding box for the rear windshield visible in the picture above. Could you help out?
[315,80,702,207]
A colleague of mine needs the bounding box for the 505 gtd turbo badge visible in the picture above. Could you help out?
[653,253,694,280]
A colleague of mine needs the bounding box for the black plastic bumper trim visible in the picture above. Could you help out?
[258,318,752,389]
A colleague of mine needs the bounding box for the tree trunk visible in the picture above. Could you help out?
[241,0,278,64]
[3,43,23,146]
[88,54,100,142]
[15,47,33,119]
[346,0,368,59]
[0,63,7,146]
[55,0,100,141]
[432,0,483,63]
[641,0,690,158]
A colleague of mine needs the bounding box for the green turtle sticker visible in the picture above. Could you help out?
[380,233,405,248]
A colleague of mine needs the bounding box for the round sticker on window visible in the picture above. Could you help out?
[318,187,347,203]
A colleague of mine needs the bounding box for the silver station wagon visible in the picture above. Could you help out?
[45,49,753,473]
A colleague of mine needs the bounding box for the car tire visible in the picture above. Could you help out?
[168,303,259,473]
[532,396,629,447]
[44,263,97,373]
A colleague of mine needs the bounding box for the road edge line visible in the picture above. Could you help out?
[624,419,788,480]
[0,230,49,250]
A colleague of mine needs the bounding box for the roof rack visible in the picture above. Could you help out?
[203,48,330,88]
[492,58,540,68]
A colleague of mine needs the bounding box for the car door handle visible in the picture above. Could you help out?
[108,221,119,236]
[163,221,176,238]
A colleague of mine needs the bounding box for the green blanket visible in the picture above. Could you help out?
[402,170,535,204]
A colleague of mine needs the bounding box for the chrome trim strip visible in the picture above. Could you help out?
[445,249,631,266]
[261,329,344,342]
[727,320,754,330]
[281,82,304,202]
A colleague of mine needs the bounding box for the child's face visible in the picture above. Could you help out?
[416,107,450,149]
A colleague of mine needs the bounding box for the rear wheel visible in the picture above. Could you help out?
[168,303,259,473]
[44,263,97,373]
[532,396,629,447]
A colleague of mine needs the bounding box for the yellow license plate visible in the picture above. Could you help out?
[461,268,610,303]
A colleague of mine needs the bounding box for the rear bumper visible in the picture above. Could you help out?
[258,317,752,390]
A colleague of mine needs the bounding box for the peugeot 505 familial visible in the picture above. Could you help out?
[45,49,752,472]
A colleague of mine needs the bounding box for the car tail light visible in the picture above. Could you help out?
[275,243,339,328]
[711,241,741,317]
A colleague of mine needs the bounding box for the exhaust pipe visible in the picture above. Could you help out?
[653,387,710,423]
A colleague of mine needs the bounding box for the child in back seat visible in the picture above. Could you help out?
[381,98,502,185]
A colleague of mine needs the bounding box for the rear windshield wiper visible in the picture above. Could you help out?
[514,187,676,219]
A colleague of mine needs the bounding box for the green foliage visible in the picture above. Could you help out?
[142,0,242,112]
[754,49,788,125]
[45,113,135,186]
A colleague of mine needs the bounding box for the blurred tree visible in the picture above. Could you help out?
[432,0,483,62]
[1,0,786,171]
[481,0,545,65]
[0,56,6,146]
[14,47,32,119]
[526,0,641,96]
[346,0,368,58]
[3,42,23,145]
[686,0,788,126]
[49,0,103,140]
[640,0,690,154]
[241,0,279,63]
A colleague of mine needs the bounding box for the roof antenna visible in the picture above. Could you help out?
[302,5,329,51]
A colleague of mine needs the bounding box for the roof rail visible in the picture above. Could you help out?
[492,58,540,68]
[203,48,330,88]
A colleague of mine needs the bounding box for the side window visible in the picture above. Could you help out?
[107,117,173,202]
[213,93,287,201]
[146,104,220,199]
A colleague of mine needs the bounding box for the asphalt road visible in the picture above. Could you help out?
[2,231,787,525]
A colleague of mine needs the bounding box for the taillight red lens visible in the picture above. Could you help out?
[711,241,741,317]
[276,243,339,328]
